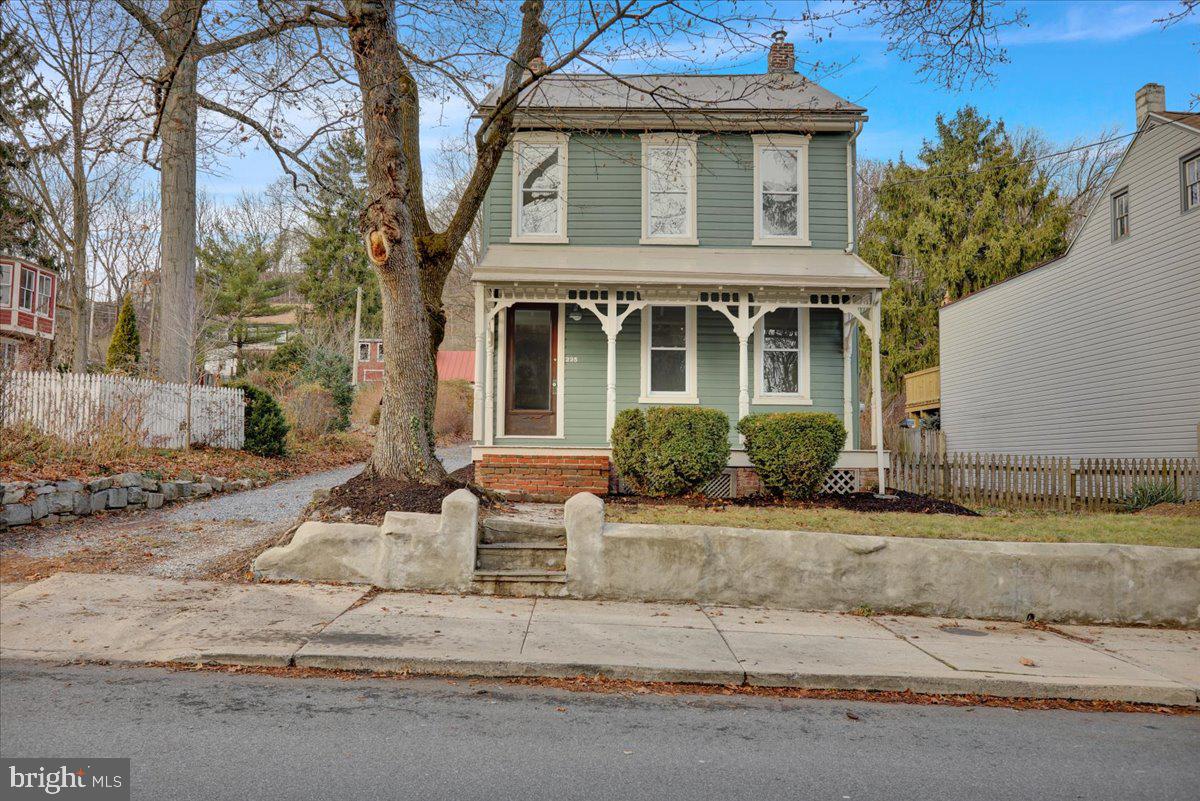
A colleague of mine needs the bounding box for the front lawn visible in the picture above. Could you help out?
[604,504,1200,549]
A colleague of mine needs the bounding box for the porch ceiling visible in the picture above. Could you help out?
[474,244,889,290]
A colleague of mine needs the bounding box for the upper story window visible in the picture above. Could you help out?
[511,132,568,243]
[640,305,697,403]
[1183,151,1199,212]
[18,268,36,312]
[358,342,370,362]
[640,134,698,245]
[37,273,52,315]
[753,134,810,246]
[1111,189,1130,240]
[754,307,811,403]
[0,263,11,307]
[376,342,383,359]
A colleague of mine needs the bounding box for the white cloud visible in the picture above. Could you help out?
[1005,1,1194,46]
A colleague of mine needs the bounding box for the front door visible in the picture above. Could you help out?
[505,304,558,436]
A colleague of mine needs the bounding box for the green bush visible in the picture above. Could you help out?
[611,406,730,497]
[1119,480,1184,513]
[610,408,649,493]
[233,382,289,457]
[737,412,846,499]
[267,336,309,374]
[299,348,353,431]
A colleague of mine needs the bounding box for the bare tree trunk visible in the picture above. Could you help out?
[69,103,90,373]
[155,12,199,383]
[347,0,446,484]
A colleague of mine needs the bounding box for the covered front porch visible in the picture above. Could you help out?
[469,245,890,496]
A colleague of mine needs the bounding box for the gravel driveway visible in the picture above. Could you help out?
[1,444,474,582]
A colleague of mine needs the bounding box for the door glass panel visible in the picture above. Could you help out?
[511,309,552,410]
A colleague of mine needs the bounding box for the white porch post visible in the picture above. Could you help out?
[483,303,496,446]
[605,294,618,443]
[869,297,887,494]
[842,312,854,449]
[736,295,750,425]
[472,284,486,442]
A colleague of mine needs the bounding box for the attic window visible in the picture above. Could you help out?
[1111,189,1130,240]
[511,132,569,243]
[1183,152,1199,212]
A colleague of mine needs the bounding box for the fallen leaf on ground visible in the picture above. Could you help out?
[1019,657,1037,667]
[846,712,861,721]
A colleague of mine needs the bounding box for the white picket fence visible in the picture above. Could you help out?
[0,370,244,449]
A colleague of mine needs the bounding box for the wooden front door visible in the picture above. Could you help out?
[505,304,558,436]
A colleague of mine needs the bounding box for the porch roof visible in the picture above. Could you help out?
[474,245,889,290]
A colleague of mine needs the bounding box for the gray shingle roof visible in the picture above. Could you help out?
[480,72,865,114]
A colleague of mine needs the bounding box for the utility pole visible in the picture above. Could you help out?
[351,285,363,386]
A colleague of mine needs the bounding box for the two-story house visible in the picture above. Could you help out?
[469,34,889,498]
[939,84,1199,459]
[0,254,57,370]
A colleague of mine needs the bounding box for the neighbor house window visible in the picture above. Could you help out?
[36,273,52,315]
[641,134,698,244]
[752,134,810,245]
[0,264,11,306]
[511,132,568,242]
[640,305,697,402]
[1112,190,1130,240]
[1,340,18,370]
[18,268,35,311]
[1183,152,1200,211]
[376,342,383,359]
[358,342,370,361]
[754,307,811,403]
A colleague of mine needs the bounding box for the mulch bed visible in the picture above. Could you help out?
[608,489,979,516]
[310,464,496,524]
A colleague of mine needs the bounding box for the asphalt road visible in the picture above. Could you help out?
[1,662,1196,801]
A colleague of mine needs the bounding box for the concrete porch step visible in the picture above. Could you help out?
[470,569,568,598]
[480,517,566,545]
[476,542,567,571]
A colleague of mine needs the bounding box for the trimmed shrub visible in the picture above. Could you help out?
[610,408,649,493]
[1119,480,1184,513]
[639,407,730,497]
[284,382,340,440]
[233,382,289,457]
[737,412,846,499]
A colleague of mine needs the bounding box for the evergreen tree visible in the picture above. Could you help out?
[0,21,46,258]
[297,130,382,334]
[106,296,141,372]
[859,107,1072,392]
[198,225,290,371]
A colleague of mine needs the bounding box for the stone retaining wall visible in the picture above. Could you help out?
[474,455,610,500]
[2,472,256,530]
[564,493,1200,628]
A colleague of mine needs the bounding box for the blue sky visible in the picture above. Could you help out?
[199,0,1198,201]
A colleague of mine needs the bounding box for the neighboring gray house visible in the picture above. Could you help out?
[939,84,1199,459]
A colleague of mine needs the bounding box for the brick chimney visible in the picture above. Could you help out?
[1135,83,1165,127]
[767,30,795,74]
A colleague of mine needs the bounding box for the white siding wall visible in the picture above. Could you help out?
[940,120,1200,458]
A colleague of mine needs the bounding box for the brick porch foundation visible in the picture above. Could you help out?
[474,454,611,501]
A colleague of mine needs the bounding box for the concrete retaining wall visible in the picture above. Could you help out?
[564,493,1200,627]
[252,489,477,592]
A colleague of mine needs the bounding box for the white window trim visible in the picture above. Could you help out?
[639,304,698,404]
[17,268,35,312]
[640,133,699,246]
[751,133,811,247]
[1111,188,1130,241]
[495,302,566,439]
[0,263,11,307]
[753,306,812,405]
[510,131,569,244]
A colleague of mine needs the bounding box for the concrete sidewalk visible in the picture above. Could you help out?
[2,573,1196,706]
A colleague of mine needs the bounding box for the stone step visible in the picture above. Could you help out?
[470,569,569,598]
[476,542,567,571]
[480,517,566,545]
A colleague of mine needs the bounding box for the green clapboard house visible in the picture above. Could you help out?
[469,33,889,499]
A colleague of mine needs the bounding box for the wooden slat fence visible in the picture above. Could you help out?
[892,452,1200,511]
[0,370,243,449]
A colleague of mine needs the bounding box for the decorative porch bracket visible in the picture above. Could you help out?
[575,293,648,441]
[706,298,778,428]
[838,294,887,496]
[479,294,519,446]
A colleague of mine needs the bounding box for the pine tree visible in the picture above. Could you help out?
[106,296,141,372]
[297,130,382,334]
[0,21,46,258]
[859,107,1072,392]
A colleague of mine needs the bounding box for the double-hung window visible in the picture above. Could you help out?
[18,268,36,312]
[511,132,568,242]
[1112,189,1130,240]
[753,134,810,246]
[36,273,52,315]
[640,305,697,403]
[754,307,810,403]
[0,263,11,307]
[358,342,370,362]
[1183,151,1199,212]
[641,134,698,244]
